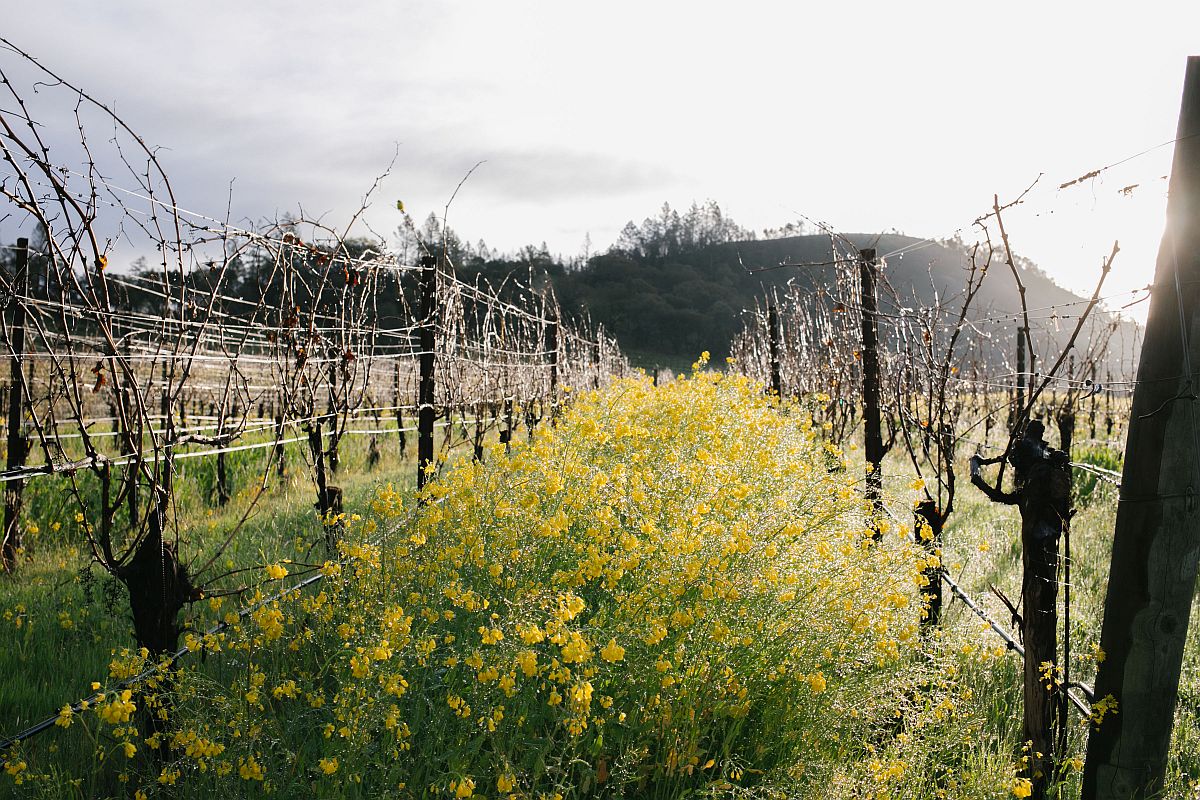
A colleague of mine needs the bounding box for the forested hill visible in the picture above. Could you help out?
[530,232,1136,370]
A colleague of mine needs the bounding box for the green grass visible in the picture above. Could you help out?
[1,397,1198,799]
[0,428,428,721]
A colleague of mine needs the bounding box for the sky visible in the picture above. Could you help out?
[4,1,1199,321]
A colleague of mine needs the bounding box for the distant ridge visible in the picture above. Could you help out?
[549,232,1140,372]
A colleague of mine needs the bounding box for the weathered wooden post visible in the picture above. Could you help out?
[859,248,884,522]
[592,335,601,390]
[546,303,559,427]
[326,358,340,474]
[120,325,139,524]
[307,423,341,551]
[2,238,28,572]
[768,301,783,399]
[368,408,381,470]
[1013,326,1028,433]
[416,253,437,490]
[215,431,230,506]
[501,396,514,453]
[1104,366,1114,437]
[1057,354,1076,455]
[394,360,406,458]
[1083,56,1200,800]
[472,403,485,462]
[914,500,944,628]
[273,414,286,478]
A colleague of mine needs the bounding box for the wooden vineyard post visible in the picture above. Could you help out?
[2,238,28,572]
[547,304,559,427]
[215,404,230,506]
[159,359,172,441]
[502,397,514,453]
[273,414,286,478]
[417,253,437,490]
[1083,56,1200,800]
[1104,367,1114,437]
[768,301,783,399]
[472,403,485,462]
[1089,363,1098,440]
[120,328,139,524]
[1057,354,1076,455]
[1013,326,1028,433]
[369,408,381,469]
[914,500,944,628]
[859,247,884,524]
[307,423,341,552]
[326,359,340,474]
[394,360,406,459]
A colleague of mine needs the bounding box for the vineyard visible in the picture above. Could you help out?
[1,35,1199,800]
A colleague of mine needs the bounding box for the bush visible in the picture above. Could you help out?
[9,368,1027,798]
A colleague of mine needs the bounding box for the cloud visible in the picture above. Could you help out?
[417,147,680,204]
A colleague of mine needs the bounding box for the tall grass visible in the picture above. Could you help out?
[1,374,1197,798]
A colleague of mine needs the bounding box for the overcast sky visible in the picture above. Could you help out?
[5,2,1199,320]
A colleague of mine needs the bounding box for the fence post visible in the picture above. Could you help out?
[1013,326,1027,433]
[368,408,381,469]
[417,253,437,490]
[1057,354,1076,455]
[394,360,406,458]
[1104,367,1114,436]
[2,238,29,572]
[327,358,340,474]
[546,304,559,426]
[502,396,514,453]
[593,338,601,390]
[307,423,342,551]
[768,301,783,399]
[914,500,944,628]
[213,401,230,506]
[859,248,884,523]
[273,414,286,478]
[1089,364,1098,440]
[1083,55,1200,800]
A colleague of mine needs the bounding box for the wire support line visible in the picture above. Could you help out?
[14,292,424,347]
[0,490,440,750]
[2,168,420,277]
[941,570,1092,716]
[0,419,477,484]
[1069,461,1122,487]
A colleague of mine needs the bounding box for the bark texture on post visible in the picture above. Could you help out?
[215,422,230,507]
[307,423,342,552]
[1013,326,1028,434]
[417,254,437,490]
[2,238,28,572]
[273,414,286,478]
[859,248,884,521]
[914,500,944,628]
[1083,56,1200,800]
[394,362,406,458]
[768,301,783,399]
[546,304,559,427]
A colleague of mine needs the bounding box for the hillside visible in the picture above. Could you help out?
[549,232,1139,372]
